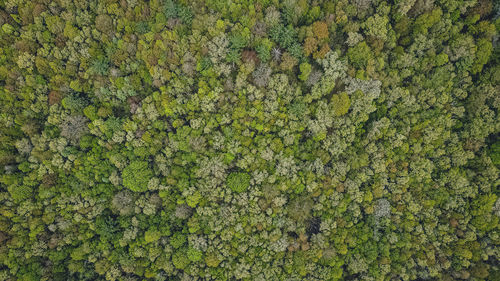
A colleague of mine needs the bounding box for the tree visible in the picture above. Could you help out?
[226,172,251,193]
[331,92,351,116]
[347,41,373,68]
[312,21,329,40]
[95,14,113,35]
[472,38,492,74]
[59,115,89,145]
[298,62,312,81]
[111,191,135,215]
[362,14,389,41]
[122,161,153,192]
[252,64,272,87]
[489,141,500,166]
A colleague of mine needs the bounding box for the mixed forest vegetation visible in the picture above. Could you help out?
[0,0,499,280]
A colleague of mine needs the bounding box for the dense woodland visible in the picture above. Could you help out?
[0,0,499,280]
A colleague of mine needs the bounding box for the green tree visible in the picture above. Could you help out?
[226,172,251,193]
[347,42,373,68]
[298,62,312,81]
[122,161,153,192]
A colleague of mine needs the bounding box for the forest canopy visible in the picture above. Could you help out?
[0,0,499,280]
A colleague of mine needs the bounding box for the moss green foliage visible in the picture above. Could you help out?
[0,0,499,280]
